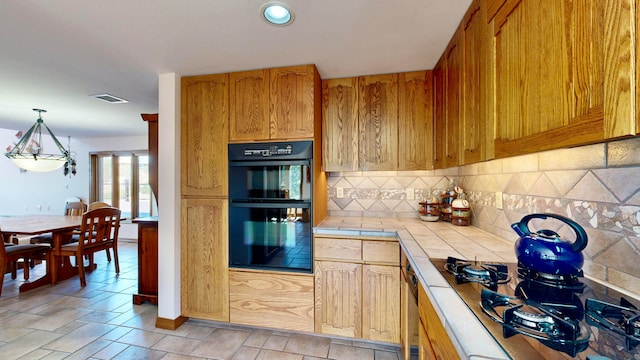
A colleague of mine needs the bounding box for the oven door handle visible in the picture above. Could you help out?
[229,200,311,208]
[229,160,311,167]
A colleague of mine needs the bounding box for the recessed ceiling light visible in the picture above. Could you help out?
[91,93,129,104]
[262,2,294,26]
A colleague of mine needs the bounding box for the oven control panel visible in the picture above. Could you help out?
[244,144,292,157]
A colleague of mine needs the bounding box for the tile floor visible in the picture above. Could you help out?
[0,241,403,359]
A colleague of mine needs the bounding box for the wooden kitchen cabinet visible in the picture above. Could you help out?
[181,198,229,321]
[229,69,270,141]
[228,64,320,141]
[433,33,461,169]
[181,74,228,197]
[314,235,400,343]
[358,74,399,170]
[321,77,359,171]
[492,0,636,158]
[418,283,459,360]
[398,71,434,170]
[132,217,158,305]
[315,260,362,338]
[460,0,491,164]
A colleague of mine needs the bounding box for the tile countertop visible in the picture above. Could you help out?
[314,216,519,360]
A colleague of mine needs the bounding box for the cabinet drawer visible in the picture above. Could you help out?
[363,240,399,265]
[315,237,361,261]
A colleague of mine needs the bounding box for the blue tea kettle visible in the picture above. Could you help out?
[512,213,588,276]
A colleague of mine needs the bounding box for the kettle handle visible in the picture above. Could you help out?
[515,213,588,253]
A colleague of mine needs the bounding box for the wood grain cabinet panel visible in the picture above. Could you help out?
[181,74,228,197]
[398,71,434,170]
[270,64,320,140]
[229,270,314,332]
[492,0,636,157]
[418,283,459,360]
[314,260,362,338]
[322,77,359,171]
[315,237,361,262]
[358,74,399,171]
[362,264,400,343]
[181,198,229,321]
[229,69,270,141]
[362,240,399,265]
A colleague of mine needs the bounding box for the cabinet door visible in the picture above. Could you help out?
[314,261,362,338]
[398,71,434,170]
[460,0,490,164]
[358,74,398,170]
[362,264,400,343]
[181,74,228,197]
[181,198,229,321]
[418,320,436,360]
[270,65,318,139]
[433,59,446,170]
[418,284,459,360]
[444,35,461,169]
[492,0,634,157]
[322,77,359,171]
[229,69,270,141]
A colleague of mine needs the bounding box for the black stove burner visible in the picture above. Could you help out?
[515,281,585,321]
[481,288,591,357]
[517,263,585,292]
[445,257,510,291]
[586,297,640,350]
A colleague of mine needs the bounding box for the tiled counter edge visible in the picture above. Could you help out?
[314,220,510,360]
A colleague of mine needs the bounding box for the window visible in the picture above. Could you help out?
[90,151,155,219]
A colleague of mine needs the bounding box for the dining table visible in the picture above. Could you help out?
[0,214,86,291]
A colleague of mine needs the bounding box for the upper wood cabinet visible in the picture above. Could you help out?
[398,71,434,170]
[434,34,461,169]
[229,69,270,141]
[229,64,320,142]
[181,74,229,197]
[323,71,434,171]
[322,78,359,171]
[492,0,636,157]
[460,0,491,164]
[358,74,399,171]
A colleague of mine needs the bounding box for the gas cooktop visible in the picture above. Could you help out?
[435,257,640,359]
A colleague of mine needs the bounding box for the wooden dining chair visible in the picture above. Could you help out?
[56,207,121,287]
[85,201,113,261]
[1,232,52,296]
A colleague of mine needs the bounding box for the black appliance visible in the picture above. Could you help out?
[228,141,313,273]
[436,257,640,359]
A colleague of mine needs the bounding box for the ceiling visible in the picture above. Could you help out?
[0,0,471,138]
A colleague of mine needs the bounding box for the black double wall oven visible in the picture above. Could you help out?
[228,141,313,273]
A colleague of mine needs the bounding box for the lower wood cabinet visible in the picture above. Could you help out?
[314,235,400,343]
[229,269,315,332]
[132,217,158,305]
[418,283,459,360]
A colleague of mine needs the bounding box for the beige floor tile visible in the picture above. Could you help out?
[262,334,289,351]
[161,353,209,360]
[151,334,201,355]
[328,343,375,360]
[284,333,330,358]
[63,339,111,360]
[0,329,63,359]
[116,328,165,348]
[243,329,273,348]
[112,345,166,360]
[92,341,130,359]
[231,346,261,360]
[374,349,400,360]
[256,349,303,360]
[43,322,116,353]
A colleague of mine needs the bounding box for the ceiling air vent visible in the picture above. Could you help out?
[91,93,129,104]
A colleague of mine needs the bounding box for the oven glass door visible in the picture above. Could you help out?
[229,161,311,201]
[229,202,311,272]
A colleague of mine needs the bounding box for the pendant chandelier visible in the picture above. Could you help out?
[5,109,77,175]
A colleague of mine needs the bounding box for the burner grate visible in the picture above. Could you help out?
[517,263,585,292]
[586,297,640,350]
[481,288,591,357]
[445,257,510,291]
